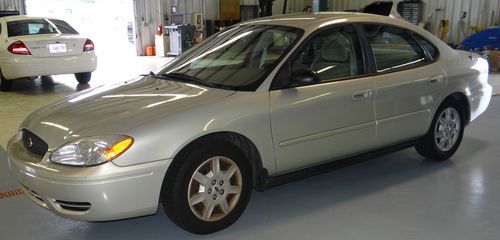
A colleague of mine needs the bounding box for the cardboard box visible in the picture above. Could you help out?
[489,50,500,72]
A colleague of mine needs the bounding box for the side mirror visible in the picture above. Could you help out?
[291,69,320,86]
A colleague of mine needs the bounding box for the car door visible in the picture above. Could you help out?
[361,25,445,146]
[269,25,377,173]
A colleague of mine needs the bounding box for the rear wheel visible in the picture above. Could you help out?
[415,100,465,160]
[75,72,91,84]
[162,143,252,234]
[0,72,13,92]
[41,76,54,85]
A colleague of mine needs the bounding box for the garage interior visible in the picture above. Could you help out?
[1,0,500,239]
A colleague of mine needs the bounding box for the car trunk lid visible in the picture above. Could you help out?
[11,35,87,57]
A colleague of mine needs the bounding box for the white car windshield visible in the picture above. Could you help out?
[160,25,303,91]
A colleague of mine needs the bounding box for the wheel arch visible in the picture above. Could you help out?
[162,131,266,198]
[423,91,471,137]
[440,92,471,125]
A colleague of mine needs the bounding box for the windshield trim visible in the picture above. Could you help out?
[160,25,304,92]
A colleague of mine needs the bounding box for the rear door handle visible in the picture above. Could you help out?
[352,89,374,101]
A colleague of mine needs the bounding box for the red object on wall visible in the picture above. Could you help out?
[157,25,163,36]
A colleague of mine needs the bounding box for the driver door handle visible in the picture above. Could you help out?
[352,89,374,101]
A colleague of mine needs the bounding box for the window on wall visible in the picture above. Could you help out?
[363,25,427,73]
[289,25,364,82]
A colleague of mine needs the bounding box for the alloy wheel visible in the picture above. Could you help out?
[434,107,461,152]
[187,156,242,222]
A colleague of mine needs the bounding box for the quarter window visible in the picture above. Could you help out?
[412,34,438,59]
[364,25,426,73]
[290,25,364,82]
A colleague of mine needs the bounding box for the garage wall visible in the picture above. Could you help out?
[328,0,500,45]
[134,0,168,55]
[0,0,26,14]
[272,0,500,45]
[134,0,499,54]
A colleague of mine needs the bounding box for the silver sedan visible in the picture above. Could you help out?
[7,12,492,234]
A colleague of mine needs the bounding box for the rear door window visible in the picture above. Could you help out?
[363,25,427,73]
[50,19,79,34]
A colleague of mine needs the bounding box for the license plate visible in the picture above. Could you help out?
[48,43,67,53]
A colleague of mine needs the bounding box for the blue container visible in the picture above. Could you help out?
[457,28,500,50]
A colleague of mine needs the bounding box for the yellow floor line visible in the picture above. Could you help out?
[0,188,25,199]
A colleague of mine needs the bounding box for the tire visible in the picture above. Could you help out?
[0,72,13,92]
[162,142,252,234]
[41,76,54,85]
[74,72,91,84]
[415,100,465,160]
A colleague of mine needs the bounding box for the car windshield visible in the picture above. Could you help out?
[7,19,78,37]
[160,25,303,91]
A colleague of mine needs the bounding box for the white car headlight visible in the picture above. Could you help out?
[50,135,133,166]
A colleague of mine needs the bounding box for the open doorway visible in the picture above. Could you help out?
[21,0,172,89]
[25,0,136,58]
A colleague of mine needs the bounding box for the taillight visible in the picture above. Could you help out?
[83,39,94,51]
[8,41,31,55]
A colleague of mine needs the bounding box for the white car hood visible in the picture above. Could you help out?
[21,77,235,149]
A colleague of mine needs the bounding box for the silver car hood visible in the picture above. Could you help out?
[21,77,235,149]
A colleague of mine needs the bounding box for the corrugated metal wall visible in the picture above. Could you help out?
[338,0,500,45]
[272,0,500,44]
[168,0,499,44]
[150,0,499,49]
[0,0,26,14]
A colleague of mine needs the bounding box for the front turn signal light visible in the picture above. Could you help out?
[104,137,134,161]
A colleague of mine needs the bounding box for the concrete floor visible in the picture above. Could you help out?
[0,63,499,239]
[0,55,171,147]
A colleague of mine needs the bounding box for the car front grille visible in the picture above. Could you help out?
[22,185,91,213]
[21,129,48,157]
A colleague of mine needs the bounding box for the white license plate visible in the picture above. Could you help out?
[48,43,67,53]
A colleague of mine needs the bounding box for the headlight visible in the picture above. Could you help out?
[50,135,134,166]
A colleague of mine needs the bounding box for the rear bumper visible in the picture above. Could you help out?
[469,83,492,122]
[7,135,171,221]
[0,52,97,79]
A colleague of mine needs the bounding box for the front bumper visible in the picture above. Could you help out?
[7,136,171,221]
[0,52,97,79]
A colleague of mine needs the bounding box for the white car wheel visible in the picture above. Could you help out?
[161,142,252,234]
[0,72,13,92]
[415,100,465,160]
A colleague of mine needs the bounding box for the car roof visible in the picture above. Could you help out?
[1,15,63,22]
[240,12,455,63]
[240,12,408,29]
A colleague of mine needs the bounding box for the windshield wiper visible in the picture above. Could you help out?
[151,72,234,90]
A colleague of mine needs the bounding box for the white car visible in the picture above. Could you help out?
[7,13,492,234]
[0,15,97,91]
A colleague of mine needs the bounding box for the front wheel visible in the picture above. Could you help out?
[74,72,92,84]
[415,101,465,160]
[0,72,13,92]
[162,143,252,234]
